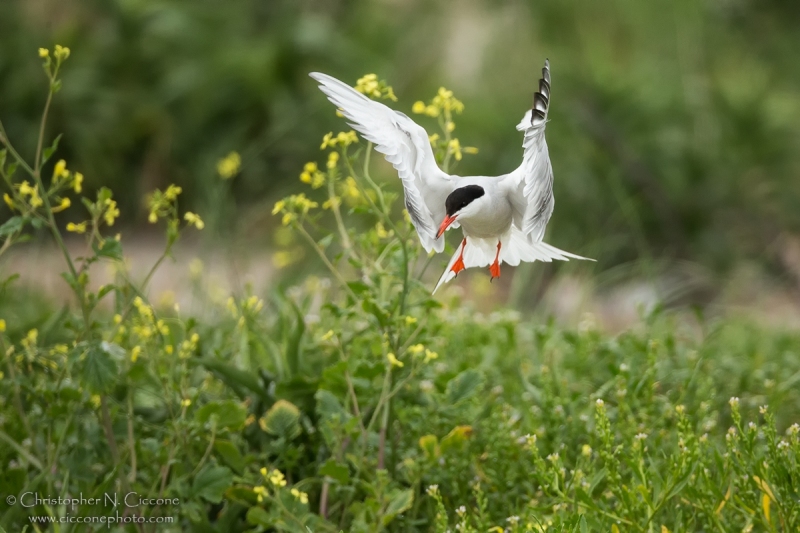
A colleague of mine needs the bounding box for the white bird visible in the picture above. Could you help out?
[310,60,592,294]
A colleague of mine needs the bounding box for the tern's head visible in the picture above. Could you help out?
[437,185,485,238]
[445,185,485,217]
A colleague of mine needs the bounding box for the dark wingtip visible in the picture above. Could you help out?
[530,59,551,126]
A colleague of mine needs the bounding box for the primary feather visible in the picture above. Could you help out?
[309,72,454,253]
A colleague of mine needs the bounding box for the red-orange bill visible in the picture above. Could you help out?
[436,214,457,239]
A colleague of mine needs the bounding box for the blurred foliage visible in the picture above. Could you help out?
[1,0,800,280]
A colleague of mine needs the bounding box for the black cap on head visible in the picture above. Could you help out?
[445,185,485,216]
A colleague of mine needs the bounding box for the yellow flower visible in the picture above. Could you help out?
[104,199,120,226]
[320,330,335,342]
[53,159,68,180]
[0,319,5,332]
[269,469,287,487]
[445,121,455,132]
[322,196,341,210]
[425,105,440,117]
[412,101,426,114]
[131,346,142,363]
[448,139,463,161]
[217,151,241,179]
[272,251,295,269]
[54,44,70,61]
[66,222,87,234]
[375,222,391,239]
[90,394,101,408]
[38,48,49,58]
[148,211,158,223]
[290,488,309,504]
[342,177,360,200]
[19,181,34,196]
[184,212,205,230]
[51,197,71,213]
[272,200,286,215]
[327,151,339,169]
[404,316,417,326]
[424,349,438,363]
[29,188,43,208]
[253,485,267,503]
[408,344,425,356]
[336,131,358,147]
[133,296,154,319]
[164,184,182,201]
[304,162,318,173]
[3,193,15,211]
[320,132,336,150]
[463,146,479,155]
[300,171,312,184]
[260,467,268,477]
[73,172,83,193]
[387,352,404,368]
[281,212,296,226]
[21,329,38,349]
[181,398,191,407]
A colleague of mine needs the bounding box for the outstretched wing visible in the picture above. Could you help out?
[501,59,555,243]
[310,73,454,253]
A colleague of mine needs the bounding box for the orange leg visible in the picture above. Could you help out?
[451,238,467,277]
[489,241,501,280]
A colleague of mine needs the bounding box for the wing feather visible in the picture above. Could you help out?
[310,73,453,252]
[503,59,555,243]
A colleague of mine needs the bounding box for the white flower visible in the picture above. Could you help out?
[596,399,605,407]
[634,433,648,441]
[729,397,740,408]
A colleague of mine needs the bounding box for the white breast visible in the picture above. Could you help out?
[455,178,513,238]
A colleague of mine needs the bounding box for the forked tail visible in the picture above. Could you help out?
[432,227,593,294]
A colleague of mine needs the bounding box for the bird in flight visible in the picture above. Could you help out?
[310,59,592,294]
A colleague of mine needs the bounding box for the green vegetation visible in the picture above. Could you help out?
[1,50,799,532]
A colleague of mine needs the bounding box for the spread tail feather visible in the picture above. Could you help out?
[432,227,593,294]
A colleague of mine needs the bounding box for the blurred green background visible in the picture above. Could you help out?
[1,0,799,309]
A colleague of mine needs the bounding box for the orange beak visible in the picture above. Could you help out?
[436,214,457,239]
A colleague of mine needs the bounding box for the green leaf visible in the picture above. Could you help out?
[41,133,62,165]
[382,489,413,525]
[319,459,350,484]
[246,506,272,527]
[0,148,6,169]
[92,238,123,260]
[5,161,18,178]
[191,465,233,503]
[214,440,245,474]
[81,344,118,393]
[195,400,247,430]
[0,216,24,238]
[315,389,347,421]
[194,357,270,402]
[445,369,483,404]
[261,399,301,439]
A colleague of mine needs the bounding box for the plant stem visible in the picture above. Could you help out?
[294,222,357,300]
[0,429,43,471]
[190,421,217,477]
[128,392,137,483]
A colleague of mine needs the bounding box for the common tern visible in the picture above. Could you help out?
[310,60,592,294]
